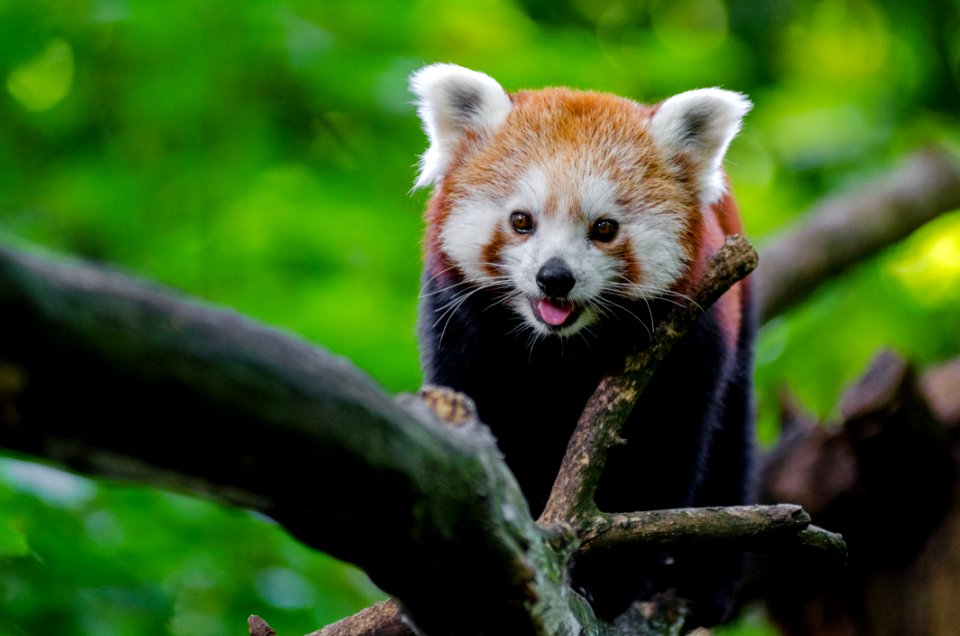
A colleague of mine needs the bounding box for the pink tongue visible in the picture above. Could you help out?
[537,299,574,326]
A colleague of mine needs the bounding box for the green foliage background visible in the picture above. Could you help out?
[1,0,959,634]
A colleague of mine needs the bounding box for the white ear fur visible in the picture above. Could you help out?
[409,63,513,189]
[649,88,752,206]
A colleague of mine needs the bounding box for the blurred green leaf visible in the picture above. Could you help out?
[0,520,30,558]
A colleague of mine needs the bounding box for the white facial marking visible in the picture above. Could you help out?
[580,174,620,220]
[439,192,502,283]
[623,204,687,292]
[508,166,550,217]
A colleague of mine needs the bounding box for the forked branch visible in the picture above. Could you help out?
[539,234,759,526]
[0,229,846,636]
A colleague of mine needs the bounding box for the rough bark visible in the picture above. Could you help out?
[0,242,582,636]
[249,616,278,636]
[2,145,957,634]
[578,505,810,554]
[0,235,840,636]
[307,600,410,636]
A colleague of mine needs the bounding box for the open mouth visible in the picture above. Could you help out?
[531,297,581,329]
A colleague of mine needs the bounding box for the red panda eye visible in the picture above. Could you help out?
[590,219,619,243]
[510,211,534,234]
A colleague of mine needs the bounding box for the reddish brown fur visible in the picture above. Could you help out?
[424,187,458,283]
[481,225,507,278]
[691,191,747,347]
[426,86,747,340]
[613,237,643,286]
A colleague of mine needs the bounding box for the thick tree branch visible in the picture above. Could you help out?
[756,148,960,321]
[0,235,845,636]
[0,242,584,636]
[8,137,950,636]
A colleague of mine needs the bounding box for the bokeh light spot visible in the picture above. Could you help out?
[6,38,75,112]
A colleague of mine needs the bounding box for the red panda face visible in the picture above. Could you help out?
[411,65,750,337]
[439,152,689,336]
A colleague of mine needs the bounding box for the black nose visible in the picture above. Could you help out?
[536,257,575,297]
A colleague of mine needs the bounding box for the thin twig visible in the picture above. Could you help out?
[249,615,277,636]
[308,599,413,636]
[577,505,810,554]
[793,526,848,565]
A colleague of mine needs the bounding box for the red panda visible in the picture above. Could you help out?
[410,64,755,626]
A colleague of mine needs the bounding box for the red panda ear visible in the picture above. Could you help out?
[649,88,752,206]
[409,64,513,189]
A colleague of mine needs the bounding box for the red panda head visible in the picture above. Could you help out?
[411,64,750,337]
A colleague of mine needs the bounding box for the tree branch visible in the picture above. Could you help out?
[249,615,278,636]
[10,134,949,636]
[756,148,960,321]
[307,599,410,636]
[539,235,759,525]
[12,143,951,636]
[0,242,584,636]
[578,505,809,553]
[0,234,845,636]
[577,508,845,570]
